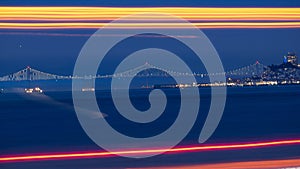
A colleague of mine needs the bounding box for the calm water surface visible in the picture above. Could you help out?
[1,85,300,168]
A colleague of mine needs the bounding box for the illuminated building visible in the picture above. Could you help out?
[283,52,298,66]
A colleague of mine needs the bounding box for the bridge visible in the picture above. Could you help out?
[0,62,267,81]
[0,66,69,81]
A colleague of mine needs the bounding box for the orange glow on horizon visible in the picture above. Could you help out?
[1,138,300,163]
[0,7,299,29]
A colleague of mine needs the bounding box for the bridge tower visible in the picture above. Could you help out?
[26,66,31,80]
[255,61,260,76]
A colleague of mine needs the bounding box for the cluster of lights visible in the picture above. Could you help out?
[24,87,43,93]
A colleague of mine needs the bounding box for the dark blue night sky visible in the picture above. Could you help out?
[0,0,299,76]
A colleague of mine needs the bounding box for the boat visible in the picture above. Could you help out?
[81,88,95,92]
[25,87,43,93]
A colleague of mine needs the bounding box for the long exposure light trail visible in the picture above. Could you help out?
[0,22,300,29]
[0,7,299,29]
[1,139,300,163]
[137,159,300,169]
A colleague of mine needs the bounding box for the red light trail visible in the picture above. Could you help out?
[1,139,300,163]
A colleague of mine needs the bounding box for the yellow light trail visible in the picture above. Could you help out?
[0,7,299,29]
[0,22,299,29]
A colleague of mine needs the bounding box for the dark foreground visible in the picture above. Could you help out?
[1,86,300,168]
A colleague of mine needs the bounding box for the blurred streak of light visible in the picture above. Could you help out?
[0,139,300,163]
[0,7,299,13]
[0,22,300,29]
[1,15,300,20]
[0,7,299,29]
[132,159,300,169]
[0,32,198,38]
